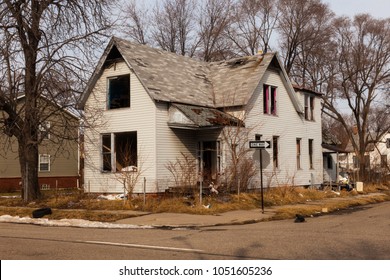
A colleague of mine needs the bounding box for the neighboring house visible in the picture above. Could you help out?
[339,132,390,180]
[0,97,80,192]
[78,37,323,194]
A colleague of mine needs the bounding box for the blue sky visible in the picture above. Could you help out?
[324,0,390,18]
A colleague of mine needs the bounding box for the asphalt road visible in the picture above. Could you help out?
[0,202,389,260]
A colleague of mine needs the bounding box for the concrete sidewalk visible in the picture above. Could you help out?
[114,209,274,228]
[112,193,388,228]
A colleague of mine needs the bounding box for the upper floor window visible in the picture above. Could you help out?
[304,95,315,121]
[386,138,390,149]
[107,74,130,109]
[263,84,277,115]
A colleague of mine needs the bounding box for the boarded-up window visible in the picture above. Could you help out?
[108,74,130,109]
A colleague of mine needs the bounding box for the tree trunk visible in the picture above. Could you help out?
[18,137,41,201]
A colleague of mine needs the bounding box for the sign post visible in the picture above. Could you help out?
[249,140,271,213]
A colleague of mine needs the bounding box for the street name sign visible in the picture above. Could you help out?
[249,140,271,149]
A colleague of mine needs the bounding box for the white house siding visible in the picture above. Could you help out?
[370,133,390,168]
[83,61,157,193]
[245,69,323,188]
[154,102,199,191]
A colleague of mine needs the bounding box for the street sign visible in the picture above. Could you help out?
[249,140,271,149]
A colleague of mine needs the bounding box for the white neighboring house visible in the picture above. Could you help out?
[78,37,323,194]
[370,133,390,173]
[333,132,390,183]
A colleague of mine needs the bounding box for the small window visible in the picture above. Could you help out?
[263,84,277,115]
[273,136,279,169]
[386,138,390,149]
[39,154,50,172]
[304,95,315,121]
[102,134,112,171]
[108,74,130,109]
[296,138,301,169]
[309,139,314,169]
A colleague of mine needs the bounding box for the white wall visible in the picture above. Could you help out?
[245,69,323,188]
[83,61,157,193]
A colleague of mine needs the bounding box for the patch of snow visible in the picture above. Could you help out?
[97,194,126,200]
[0,215,153,229]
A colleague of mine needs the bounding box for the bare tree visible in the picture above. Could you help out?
[323,14,390,181]
[150,0,198,56]
[197,0,233,61]
[277,0,334,77]
[0,0,116,201]
[122,0,150,45]
[227,0,279,56]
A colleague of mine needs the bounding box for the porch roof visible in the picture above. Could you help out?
[168,103,243,130]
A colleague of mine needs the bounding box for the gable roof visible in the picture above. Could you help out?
[79,37,303,113]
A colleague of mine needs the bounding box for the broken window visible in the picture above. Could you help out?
[101,132,137,172]
[107,74,130,109]
[263,84,277,115]
[115,132,137,172]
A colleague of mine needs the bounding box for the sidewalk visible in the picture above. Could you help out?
[114,209,274,228]
[112,193,388,228]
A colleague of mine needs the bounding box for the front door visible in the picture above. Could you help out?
[200,141,220,183]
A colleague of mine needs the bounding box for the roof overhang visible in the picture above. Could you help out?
[168,103,244,130]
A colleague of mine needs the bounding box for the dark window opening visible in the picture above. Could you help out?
[263,84,277,115]
[108,75,130,109]
[101,132,137,172]
[309,139,314,169]
[296,138,301,169]
[115,132,137,172]
[327,155,333,169]
[273,136,279,169]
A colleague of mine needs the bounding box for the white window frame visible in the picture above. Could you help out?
[39,154,51,172]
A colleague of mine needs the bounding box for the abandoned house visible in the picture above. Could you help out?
[78,37,323,194]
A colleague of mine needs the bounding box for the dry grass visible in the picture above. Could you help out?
[0,184,389,222]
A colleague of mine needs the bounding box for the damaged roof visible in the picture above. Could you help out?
[79,37,303,113]
[168,103,243,129]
